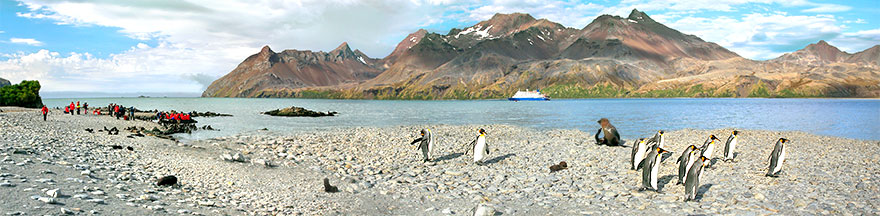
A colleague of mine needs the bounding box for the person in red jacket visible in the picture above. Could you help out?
[64,106,70,114]
[69,102,75,115]
[114,105,120,119]
[41,105,49,121]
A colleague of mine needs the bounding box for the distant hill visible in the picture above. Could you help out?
[204,9,880,98]
[0,77,10,88]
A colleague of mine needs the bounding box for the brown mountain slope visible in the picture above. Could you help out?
[202,44,382,97]
[203,10,880,99]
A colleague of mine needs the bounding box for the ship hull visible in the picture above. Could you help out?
[508,97,550,101]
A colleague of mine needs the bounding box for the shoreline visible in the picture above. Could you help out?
[1,108,878,214]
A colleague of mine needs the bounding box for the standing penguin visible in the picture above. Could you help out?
[465,129,489,164]
[700,135,720,159]
[638,147,670,192]
[630,138,649,170]
[766,138,790,177]
[647,130,665,148]
[677,145,699,185]
[722,130,740,161]
[684,156,710,201]
[410,129,434,162]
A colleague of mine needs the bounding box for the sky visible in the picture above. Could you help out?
[1,0,878,94]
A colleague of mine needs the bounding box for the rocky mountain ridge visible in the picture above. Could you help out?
[203,9,880,98]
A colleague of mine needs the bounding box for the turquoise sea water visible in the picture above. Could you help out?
[43,98,880,141]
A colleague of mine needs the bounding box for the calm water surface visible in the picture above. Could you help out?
[43,98,880,141]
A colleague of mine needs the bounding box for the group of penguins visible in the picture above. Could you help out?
[408,128,793,202]
[632,130,791,201]
[409,128,491,164]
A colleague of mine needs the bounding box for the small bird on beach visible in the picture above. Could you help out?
[766,138,790,177]
[464,129,489,164]
[323,178,339,193]
[630,138,649,170]
[684,156,710,201]
[409,129,434,162]
[677,145,700,185]
[722,130,740,162]
[639,146,669,192]
[549,161,568,172]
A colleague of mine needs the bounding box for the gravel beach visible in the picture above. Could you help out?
[1,106,878,215]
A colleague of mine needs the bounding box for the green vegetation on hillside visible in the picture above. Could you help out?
[247,80,842,99]
[0,80,43,108]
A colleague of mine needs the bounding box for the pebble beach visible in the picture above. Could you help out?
[1,106,878,215]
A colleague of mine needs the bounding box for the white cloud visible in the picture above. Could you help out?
[0,43,223,92]
[462,1,605,28]
[830,28,880,53]
[844,18,867,24]
[663,12,846,59]
[8,0,456,93]
[801,4,851,13]
[9,38,44,46]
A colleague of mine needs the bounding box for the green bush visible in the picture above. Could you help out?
[0,80,43,108]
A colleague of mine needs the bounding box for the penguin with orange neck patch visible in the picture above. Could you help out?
[410,129,434,162]
[465,129,489,164]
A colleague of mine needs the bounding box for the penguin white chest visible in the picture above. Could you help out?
[634,144,647,168]
[726,138,737,157]
[704,144,715,158]
[650,159,660,188]
[474,136,487,162]
[684,154,697,182]
[774,146,786,173]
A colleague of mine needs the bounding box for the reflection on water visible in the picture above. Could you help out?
[44,98,880,141]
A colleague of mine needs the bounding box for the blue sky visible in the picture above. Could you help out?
[1,0,878,93]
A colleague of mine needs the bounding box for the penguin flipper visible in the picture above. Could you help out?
[485,142,490,155]
[410,138,423,145]
[637,159,647,170]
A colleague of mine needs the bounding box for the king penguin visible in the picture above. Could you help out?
[677,145,699,185]
[647,130,666,149]
[684,156,710,201]
[639,146,669,192]
[410,129,434,162]
[766,138,790,177]
[630,138,649,170]
[722,130,740,161]
[465,129,489,164]
[700,135,719,159]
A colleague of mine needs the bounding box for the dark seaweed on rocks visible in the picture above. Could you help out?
[263,106,337,117]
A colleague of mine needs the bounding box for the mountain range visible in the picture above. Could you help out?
[202,9,880,98]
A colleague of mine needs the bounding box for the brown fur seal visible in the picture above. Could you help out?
[595,118,622,146]
[549,161,568,172]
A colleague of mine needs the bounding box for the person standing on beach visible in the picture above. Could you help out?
[83,103,88,115]
[114,105,121,119]
[41,105,48,121]
[594,118,622,146]
[69,102,75,115]
[76,101,81,115]
[130,106,135,120]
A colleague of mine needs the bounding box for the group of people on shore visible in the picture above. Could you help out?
[39,102,138,122]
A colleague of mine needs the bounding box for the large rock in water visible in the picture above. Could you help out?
[0,78,10,87]
[263,106,337,117]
